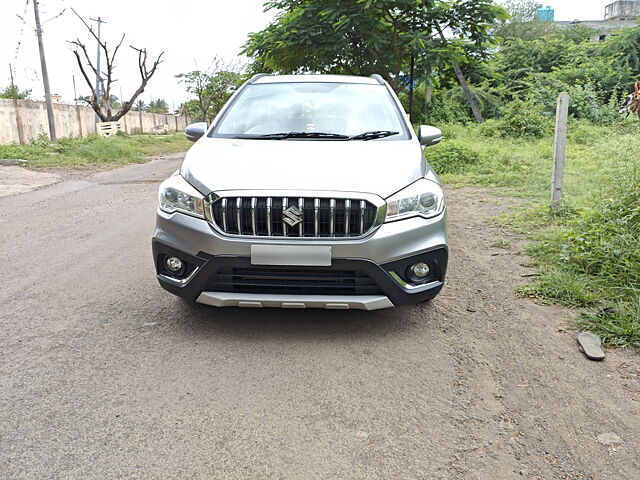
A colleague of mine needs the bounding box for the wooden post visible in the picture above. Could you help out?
[138,110,143,133]
[551,92,570,211]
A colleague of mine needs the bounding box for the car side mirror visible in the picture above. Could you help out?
[185,122,208,142]
[418,125,442,147]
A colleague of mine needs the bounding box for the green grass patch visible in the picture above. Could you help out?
[0,132,190,168]
[428,118,640,349]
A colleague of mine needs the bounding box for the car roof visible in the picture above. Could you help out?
[252,74,382,85]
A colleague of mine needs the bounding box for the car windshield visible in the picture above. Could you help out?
[212,82,408,139]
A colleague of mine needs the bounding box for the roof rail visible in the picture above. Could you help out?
[370,74,385,85]
[248,73,269,84]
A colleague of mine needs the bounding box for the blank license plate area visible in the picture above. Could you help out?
[251,245,332,266]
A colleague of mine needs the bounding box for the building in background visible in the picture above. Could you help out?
[555,0,638,41]
[536,6,555,22]
[605,0,640,20]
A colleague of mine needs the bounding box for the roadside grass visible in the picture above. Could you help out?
[0,132,190,168]
[428,118,640,349]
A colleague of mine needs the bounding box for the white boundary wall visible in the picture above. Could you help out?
[0,98,190,144]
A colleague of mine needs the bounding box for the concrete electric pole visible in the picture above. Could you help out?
[32,0,57,141]
[90,16,106,122]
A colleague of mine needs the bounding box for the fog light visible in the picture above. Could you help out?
[165,256,183,272]
[411,262,430,278]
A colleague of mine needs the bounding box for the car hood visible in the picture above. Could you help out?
[181,137,427,199]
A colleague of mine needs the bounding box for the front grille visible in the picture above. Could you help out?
[207,267,384,295]
[209,196,379,237]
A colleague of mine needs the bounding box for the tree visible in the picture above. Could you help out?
[132,99,147,111]
[147,98,169,114]
[68,8,163,122]
[243,0,507,93]
[0,84,31,100]
[176,58,244,122]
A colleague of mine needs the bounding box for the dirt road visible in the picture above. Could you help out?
[1,154,639,479]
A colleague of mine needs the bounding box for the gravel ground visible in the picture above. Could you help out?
[1,154,639,479]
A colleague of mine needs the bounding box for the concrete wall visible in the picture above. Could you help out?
[0,98,190,144]
[554,18,639,42]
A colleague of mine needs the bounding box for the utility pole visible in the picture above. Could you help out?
[32,0,57,141]
[90,16,106,123]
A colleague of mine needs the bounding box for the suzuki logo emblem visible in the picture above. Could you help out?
[283,205,303,227]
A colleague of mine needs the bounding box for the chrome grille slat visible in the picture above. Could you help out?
[221,198,228,231]
[345,199,351,235]
[250,197,257,236]
[329,199,335,236]
[266,197,272,236]
[236,198,242,235]
[211,195,379,239]
[282,197,287,237]
[298,197,303,237]
[314,198,319,237]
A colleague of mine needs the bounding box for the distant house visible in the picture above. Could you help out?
[605,0,640,20]
[554,0,639,42]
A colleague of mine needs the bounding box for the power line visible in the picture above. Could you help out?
[43,7,67,24]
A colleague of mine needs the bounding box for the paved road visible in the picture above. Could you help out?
[1,155,639,479]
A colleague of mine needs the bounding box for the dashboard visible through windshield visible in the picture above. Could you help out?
[210,82,409,139]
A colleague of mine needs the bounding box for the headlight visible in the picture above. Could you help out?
[158,172,205,218]
[385,178,444,222]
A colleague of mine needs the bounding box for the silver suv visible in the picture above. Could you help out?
[152,74,447,310]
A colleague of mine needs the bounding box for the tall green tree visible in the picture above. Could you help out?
[243,0,507,93]
[147,98,169,114]
[132,99,147,111]
[176,58,245,122]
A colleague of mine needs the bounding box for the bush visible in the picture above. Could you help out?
[423,140,482,174]
[476,118,502,137]
[422,95,473,125]
[497,99,551,138]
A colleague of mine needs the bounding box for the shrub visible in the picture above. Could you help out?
[476,118,502,137]
[422,95,473,125]
[497,99,551,138]
[29,132,50,148]
[423,140,482,174]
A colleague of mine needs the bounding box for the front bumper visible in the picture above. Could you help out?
[152,209,448,310]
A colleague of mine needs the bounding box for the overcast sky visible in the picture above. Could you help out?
[1,0,612,108]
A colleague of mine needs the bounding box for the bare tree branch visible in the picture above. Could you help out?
[68,9,164,122]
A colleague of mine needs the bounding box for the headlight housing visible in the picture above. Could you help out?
[158,172,205,218]
[385,178,445,222]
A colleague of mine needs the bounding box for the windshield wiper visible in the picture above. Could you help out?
[240,131,350,140]
[348,130,399,141]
